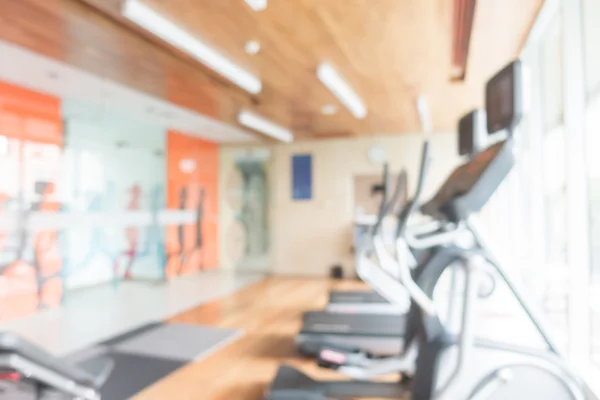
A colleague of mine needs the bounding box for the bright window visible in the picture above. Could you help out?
[583,0,600,370]
[583,0,600,96]
[540,12,564,129]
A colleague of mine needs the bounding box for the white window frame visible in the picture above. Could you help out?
[522,0,594,390]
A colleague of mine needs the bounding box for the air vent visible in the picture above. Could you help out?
[451,0,477,81]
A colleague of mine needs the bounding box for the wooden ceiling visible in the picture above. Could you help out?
[0,0,543,140]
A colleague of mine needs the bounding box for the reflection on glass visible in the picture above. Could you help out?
[227,152,270,270]
[237,160,269,257]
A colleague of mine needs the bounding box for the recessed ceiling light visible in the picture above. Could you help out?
[321,104,338,115]
[244,40,261,55]
[245,0,267,11]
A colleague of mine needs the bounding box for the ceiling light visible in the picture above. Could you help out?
[238,110,293,143]
[244,40,261,55]
[245,0,267,11]
[123,0,262,94]
[416,95,433,133]
[321,104,338,115]
[317,62,366,119]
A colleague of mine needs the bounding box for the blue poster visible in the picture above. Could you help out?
[292,154,312,200]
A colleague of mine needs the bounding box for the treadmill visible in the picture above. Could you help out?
[0,332,113,399]
[296,110,485,358]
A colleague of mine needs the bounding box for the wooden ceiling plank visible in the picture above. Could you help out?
[1,0,544,138]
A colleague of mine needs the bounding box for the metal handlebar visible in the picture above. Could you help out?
[407,220,442,236]
[372,234,437,316]
[368,141,441,315]
[396,141,431,237]
[365,141,442,315]
[374,168,408,233]
[378,162,390,204]
[405,222,466,249]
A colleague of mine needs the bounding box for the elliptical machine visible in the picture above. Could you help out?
[297,168,415,358]
[399,59,584,400]
[327,163,411,315]
[265,59,585,400]
[300,110,493,381]
[314,108,489,380]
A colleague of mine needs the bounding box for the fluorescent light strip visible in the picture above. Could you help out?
[245,0,267,11]
[238,110,293,143]
[317,62,366,119]
[123,0,262,94]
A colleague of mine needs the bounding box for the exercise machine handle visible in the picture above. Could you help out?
[372,163,389,232]
[396,141,431,238]
[374,168,408,233]
[371,162,389,197]
[372,235,437,316]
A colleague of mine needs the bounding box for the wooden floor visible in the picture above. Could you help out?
[133,277,379,400]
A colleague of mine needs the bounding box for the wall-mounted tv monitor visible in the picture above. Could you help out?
[486,60,523,134]
[458,109,486,156]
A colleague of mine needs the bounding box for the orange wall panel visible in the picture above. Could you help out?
[0,81,62,144]
[166,130,219,278]
[0,81,63,319]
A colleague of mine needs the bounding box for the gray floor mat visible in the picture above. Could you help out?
[64,322,243,399]
[110,323,243,361]
[100,322,163,347]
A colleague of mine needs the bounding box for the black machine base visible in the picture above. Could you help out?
[266,365,407,399]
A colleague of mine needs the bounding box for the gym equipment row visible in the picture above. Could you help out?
[265,60,587,400]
